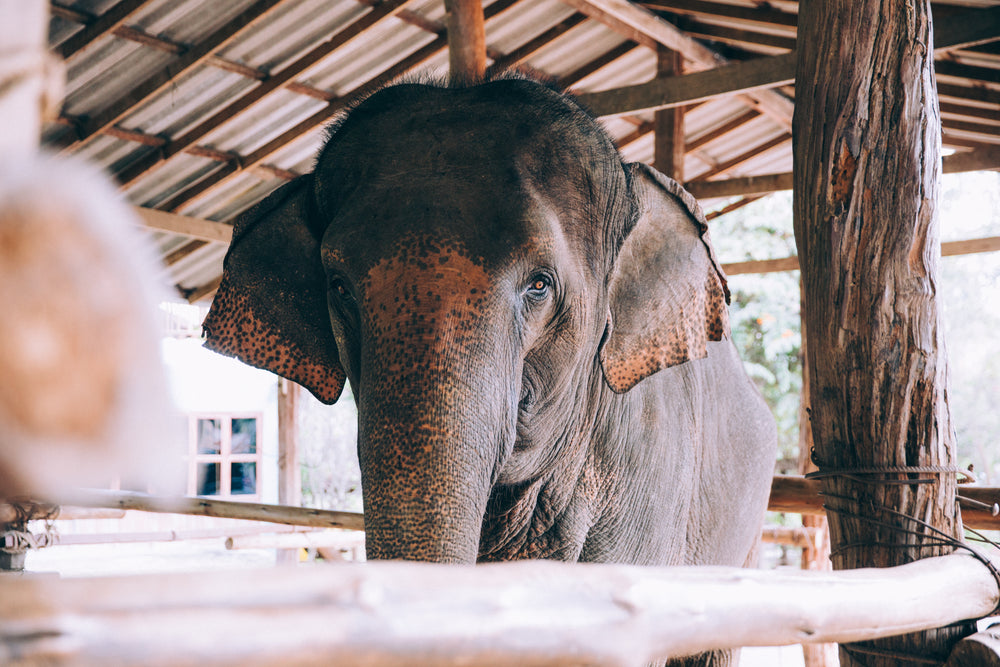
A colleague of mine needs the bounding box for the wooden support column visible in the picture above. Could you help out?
[793,1,972,665]
[653,46,684,180]
[444,0,486,84]
[277,378,302,564]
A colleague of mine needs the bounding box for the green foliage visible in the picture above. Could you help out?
[705,171,1000,480]
[709,193,802,469]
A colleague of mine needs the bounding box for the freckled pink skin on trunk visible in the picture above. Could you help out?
[354,238,513,563]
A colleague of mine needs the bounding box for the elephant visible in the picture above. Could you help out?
[203,74,776,666]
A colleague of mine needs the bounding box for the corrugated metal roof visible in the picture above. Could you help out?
[39,0,1000,302]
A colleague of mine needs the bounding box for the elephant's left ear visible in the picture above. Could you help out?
[202,175,346,405]
[600,162,731,394]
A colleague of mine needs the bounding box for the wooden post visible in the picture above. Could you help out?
[277,378,302,564]
[444,0,486,84]
[793,1,971,665]
[653,46,684,180]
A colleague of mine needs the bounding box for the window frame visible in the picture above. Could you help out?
[186,413,263,500]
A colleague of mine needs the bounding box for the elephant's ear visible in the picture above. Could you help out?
[599,163,730,394]
[202,175,346,404]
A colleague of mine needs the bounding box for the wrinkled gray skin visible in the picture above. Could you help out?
[203,76,776,666]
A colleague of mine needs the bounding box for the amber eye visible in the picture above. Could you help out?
[329,277,354,303]
[525,273,552,301]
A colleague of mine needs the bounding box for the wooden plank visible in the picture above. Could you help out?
[935,6,1000,51]
[577,51,796,117]
[133,206,233,244]
[678,21,797,54]
[566,0,795,126]
[277,378,302,564]
[56,0,155,60]
[686,172,793,199]
[43,489,365,531]
[687,145,1000,199]
[115,0,416,187]
[947,627,1000,666]
[61,0,287,154]
[0,503,124,523]
[1,553,998,664]
[562,41,640,88]
[641,0,798,30]
[721,237,1000,277]
[490,13,588,71]
[445,0,486,83]
[562,0,724,67]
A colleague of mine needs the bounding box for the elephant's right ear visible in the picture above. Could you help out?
[202,175,346,404]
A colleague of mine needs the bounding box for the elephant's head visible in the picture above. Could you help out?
[203,76,729,563]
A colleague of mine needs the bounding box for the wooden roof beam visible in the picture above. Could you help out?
[563,0,795,126]
[133,207,233,244]
[55,0,156,60]
[577,50,796,118]
[151,0,560,216]
[572,5,999,120]
[59,0,287,155]
[686,146,1000,199]
[639,0,798,31]
[114,0,427,187]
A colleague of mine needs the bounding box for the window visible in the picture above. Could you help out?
[187,414,262,499]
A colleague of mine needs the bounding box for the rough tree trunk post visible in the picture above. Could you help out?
[444,0,486,84]
[653,46,684,181]
[793,1,973,665]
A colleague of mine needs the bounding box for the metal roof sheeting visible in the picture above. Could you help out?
[42,0,1000,302]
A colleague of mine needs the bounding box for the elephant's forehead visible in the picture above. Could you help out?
[357,235,493,346]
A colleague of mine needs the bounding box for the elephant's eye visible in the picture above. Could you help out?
[525,273,553,301]
[329,277,357,309]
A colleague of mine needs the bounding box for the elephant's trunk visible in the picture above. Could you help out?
[358,370,507,563]
[354,252,514,563]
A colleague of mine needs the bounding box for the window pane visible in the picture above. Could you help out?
[197,419,221,454]
[197,463,220,496]
[231,462,257,495]
[232,418,257,454]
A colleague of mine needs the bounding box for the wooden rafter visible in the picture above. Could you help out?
[686,145,1000,199]
[58,0,288,154]
[564,0,795,126]
[114,0,425,186]
[640,0,798,31]
[55,0,156,60]
[578,50,796,117]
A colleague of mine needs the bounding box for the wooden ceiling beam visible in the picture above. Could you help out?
[59,0,287,155]
[686,145,1000,200]
[150,0,550,216]
[572,5,999,122]
[686,109,759,152]
[934,60,1000,86]
[55,0,157,60]
[490,13,589,71]
[564,0,795,126]
[114,0,422,187]
[160,35,450,214]
[133,207,233,244]
[676,19,796,54]
[934,6,1000,52]
[577,50,796,117]
[562,40,640,89]
[640,0,797,31]
[561,0,724,68]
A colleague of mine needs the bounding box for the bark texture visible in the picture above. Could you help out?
[792,1,972,664]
